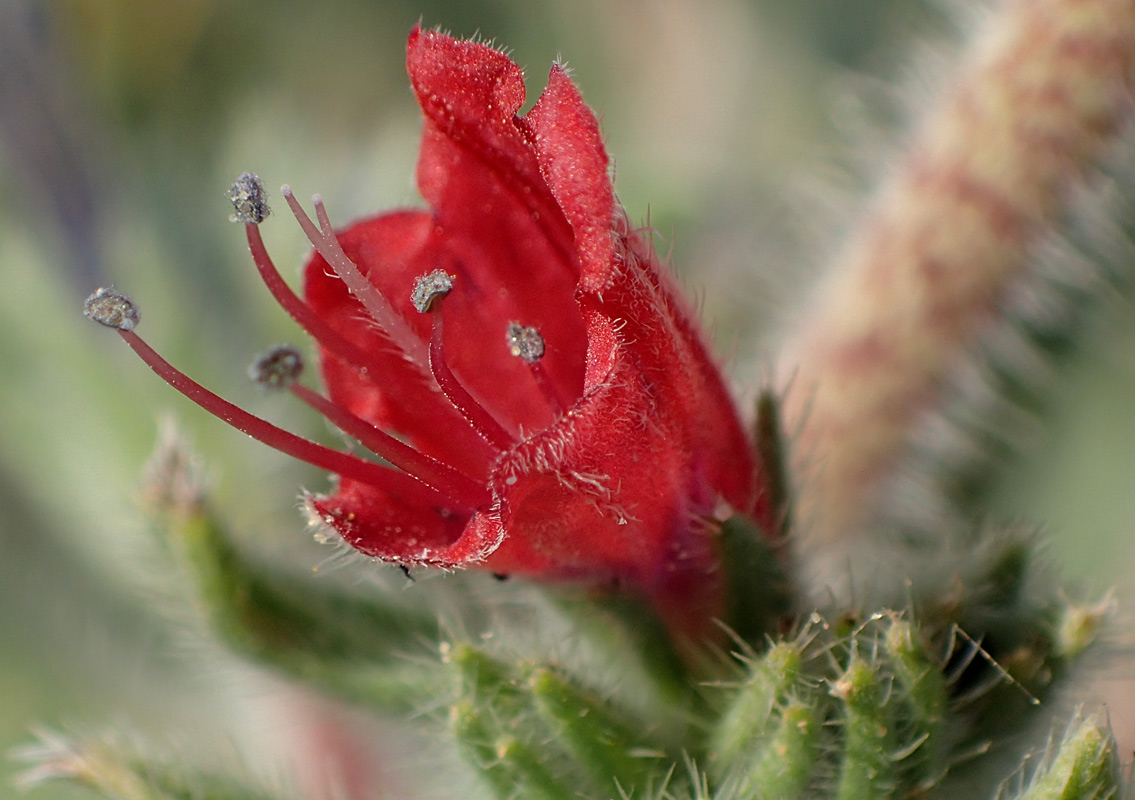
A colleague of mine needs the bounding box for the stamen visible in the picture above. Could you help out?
[228,172,374,375]
[411,272,516,451]
[83,291,450,509]
[228,172,270,224]
[84,287,139,331]
[249,344,488,508]
[507,322,568,416]
[242,222,391,379]
[281,186,429,370]
[230,176,494,468]
[249,344,304,389]
[410,270,454,313]
[289,381,490,511]
[505,322,545,362]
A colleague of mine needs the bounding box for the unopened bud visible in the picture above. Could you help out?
[410,270,454,313]
[140,420,206,516]
[83,287,139,331]
[249,345,304,389]
[506,323,545,363]
[229,172,270,224]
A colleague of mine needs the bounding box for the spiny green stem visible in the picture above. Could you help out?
[164,509,442,710]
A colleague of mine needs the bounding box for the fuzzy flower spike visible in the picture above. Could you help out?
[86,28,769,643]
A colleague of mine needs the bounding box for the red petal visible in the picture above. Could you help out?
[582,236,759,516]
[523,65,616,293]
[522,61,758,514]
[522,63,758,515]
[403,29,589,430]
[482,355,727,639]
[486,357,713,579]
[407,28,540,208]
[311,481,504,567]
[303,211,498,477]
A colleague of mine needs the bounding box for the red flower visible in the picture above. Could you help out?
[85,28,769,642]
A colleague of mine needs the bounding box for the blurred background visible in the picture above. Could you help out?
[2,1,1133,797]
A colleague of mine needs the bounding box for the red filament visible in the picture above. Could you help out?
[427,313,516,451]
[116,329,455,509]
[288,382,490,509]
[245,223,388,380]
[525,359,569,418]
[283,187,430,370]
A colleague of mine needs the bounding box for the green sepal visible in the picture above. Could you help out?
[527,665,669,795]
[494,737,578,800]
[735,696,824,799]
[754,388,792,537]
[883,618,948,789]
[447,654,575,800]
[710,389,797,650]
[718,515,794,647]
[444,642,526,708]
[833,656,896,800]
[449,700,527,800]
[1001,715,1121,800]
[709,640,806,767]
